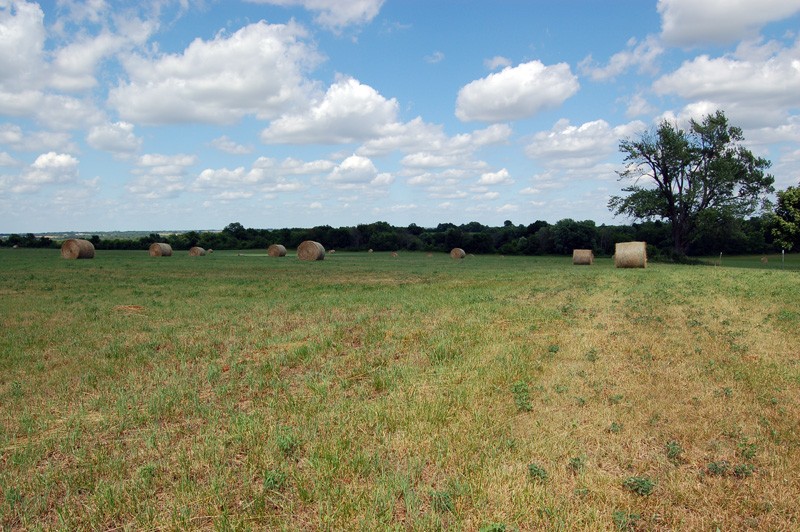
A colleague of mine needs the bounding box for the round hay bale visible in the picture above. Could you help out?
[267,244,287,257]
[614,241,647,268]
[760,256,768,264]
[61,238,95,259]
[188,246,206,256]
[450,248,466,259]
[391,252,398,258]
[368,249,373,253]
[207,248,214,254]
[297,240,325,261]
[149,243,173,257]
[12,244,19,249]
[572,249,594,265]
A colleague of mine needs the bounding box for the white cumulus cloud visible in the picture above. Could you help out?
[87,121,141,157]
[109,21,322,125]
[327,154,378,184]
[477,168,513,185]
[245,0,385,31]
[579,35,663,81]
[654,38,800,127]
[12,152,80,193]
[126,153,197,199]
[456,60,579,122]
[526,119,645,168]
[261,77,399,144]
[0,0,46,92]
[658,0,800,46]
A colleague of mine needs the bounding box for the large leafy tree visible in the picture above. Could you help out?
[608,111,774,256]
[771,185,800,251]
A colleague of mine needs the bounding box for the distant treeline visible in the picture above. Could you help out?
[1,215,780,258]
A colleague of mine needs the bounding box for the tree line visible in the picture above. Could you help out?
[0,215,783,258]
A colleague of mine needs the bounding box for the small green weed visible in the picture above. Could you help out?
[612,510,641,530]
[622,476,654,496]
[738,440,757,460]
[665,440,683,462]
[430,490,454,513]
[585,348,598,362]
[275,427,300,457]
[609,422,624,434]
[528,463,548,483]
[608,394,624,405]
[264,469,287,490]
[479,524,508,532]
[568,455,586,473]
[706,461,730,476]
[734,463,755,478]
[511,381,532,412]
[9,381,23,398]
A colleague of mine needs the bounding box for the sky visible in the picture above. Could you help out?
[1,0,800,233]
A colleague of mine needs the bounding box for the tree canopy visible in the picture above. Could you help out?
[608,110,774,256]
[771,185,800,251]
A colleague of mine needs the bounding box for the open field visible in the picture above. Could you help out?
[1,249,799,530]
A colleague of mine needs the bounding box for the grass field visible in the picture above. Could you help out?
[1,249,799,530]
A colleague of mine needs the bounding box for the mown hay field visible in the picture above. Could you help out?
[1,249,799,530]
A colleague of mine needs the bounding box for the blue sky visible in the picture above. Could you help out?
[1,0,799,232]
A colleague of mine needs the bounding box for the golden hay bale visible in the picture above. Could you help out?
[207,249,214,254]
[61,239,95,259]
[149,243,173,257]
[572,249,594,265]
[760,256,768,264]
[450,247,466,259]
[614,241,647,268]
[267,244,287,257]
[188,246,206,256]
[368,249,373,253]
[297,240,325,261]
[391,252,398,257]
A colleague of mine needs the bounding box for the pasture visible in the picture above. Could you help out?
[1,249,799,530]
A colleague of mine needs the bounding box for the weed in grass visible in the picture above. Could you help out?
[431,342,462,364]
[665,441,683,462]
[528,463,548,483]
[738,440,757,460]
[263,469,287,491]
[138,464,157,488]
[608,394,624,405]
[568,455,586,473]
[9,381,23,399]
[706,461,730,476]
[4,486,21,507]
[430,490,455,513]
[623,476,654,496]
[275,426,300,457]
[548,344,560,355]
[733,463,755,478]
[585,348,599,362]
[511,381,532,412]
[612,510,641,530]
[479,524,508,532]
[609,422,624,434]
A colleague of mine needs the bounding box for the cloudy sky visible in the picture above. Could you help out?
[1,0,800,232]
